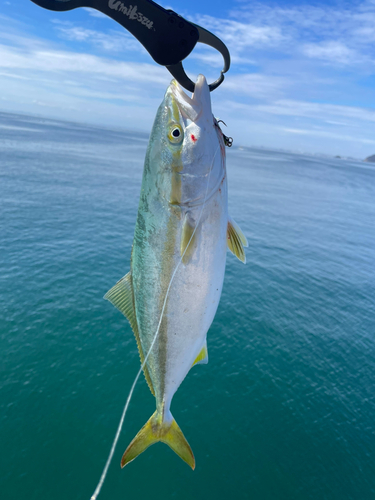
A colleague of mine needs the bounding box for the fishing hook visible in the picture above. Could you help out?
[215,118,233,147]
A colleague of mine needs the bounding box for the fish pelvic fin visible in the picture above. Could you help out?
[191,342,208,367]
[227,217,248,264]
[104,272,155,396]
[121,410,195,470]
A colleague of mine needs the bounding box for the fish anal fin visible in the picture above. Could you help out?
[181,214,198,265]
[121,410,195,470]
[104,273,155,396]
[191,343,208,367]
[227,217,247,264]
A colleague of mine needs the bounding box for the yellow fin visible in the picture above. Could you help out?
[191,343,208,367]
[121,410,195,470]
[181,214,197,265]
[104,273,155,396]
[227,217,248,264]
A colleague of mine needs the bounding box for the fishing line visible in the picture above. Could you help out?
[90,142,221,500]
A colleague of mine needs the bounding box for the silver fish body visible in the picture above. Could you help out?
[105,75,247,469]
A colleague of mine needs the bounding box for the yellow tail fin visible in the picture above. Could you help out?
[121,410,195,470]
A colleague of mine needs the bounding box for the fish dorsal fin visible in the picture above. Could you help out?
[104,273,155,396]
[191,342,208,367]
[181,213,198,265]
[227,217,248,264]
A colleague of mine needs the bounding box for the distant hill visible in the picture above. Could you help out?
[364,155,375,163]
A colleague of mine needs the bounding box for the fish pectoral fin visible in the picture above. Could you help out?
[227,217,248,264]
[191,343,208,367]
[121,410,195,470]
[104,273,155,396]
[181,213,198,265]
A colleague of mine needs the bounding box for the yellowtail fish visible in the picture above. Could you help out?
[105,74,247,470]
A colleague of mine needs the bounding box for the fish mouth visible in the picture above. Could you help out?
[169,75,211,122]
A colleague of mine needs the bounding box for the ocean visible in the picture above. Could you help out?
[1,110,375,500]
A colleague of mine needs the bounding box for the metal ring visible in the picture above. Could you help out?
[166,23,230,92]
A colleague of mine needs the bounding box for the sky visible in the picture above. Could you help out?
[0,0,374,157]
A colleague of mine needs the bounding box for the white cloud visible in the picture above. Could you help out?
[353,26,375,42]
[0,36,170,131]
[192,13,286,60]
[282,127,375,145]
[0,44,167,84]
[254,99,375,124]
[54,24,145,54]
[221,73,289,99]
[82,7,108,19]
[0,71,30,81]
[210,96,375,156]
[302,41,364,65]
[57,26,94,42]
[190,49,255,68]
[226,1,375,67]
[188,49,224,68]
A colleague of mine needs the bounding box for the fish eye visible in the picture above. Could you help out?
[168,124,183,144]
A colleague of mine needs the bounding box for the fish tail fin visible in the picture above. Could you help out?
[121,410,195,470]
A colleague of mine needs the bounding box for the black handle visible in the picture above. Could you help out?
[30,0,199,66]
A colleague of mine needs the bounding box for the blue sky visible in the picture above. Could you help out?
[0,0,374,157]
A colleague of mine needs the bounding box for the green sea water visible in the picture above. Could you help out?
[1,111,375,500]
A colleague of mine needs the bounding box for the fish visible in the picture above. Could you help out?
[104,74,247,470]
